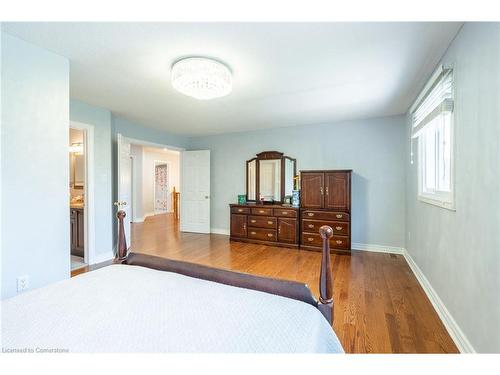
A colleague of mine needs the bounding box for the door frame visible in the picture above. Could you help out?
[153,160,171,213]
[123,137,186,222]
[69,121,96,266]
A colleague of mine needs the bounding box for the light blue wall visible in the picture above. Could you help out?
[112,117,190,148]
[70,99,113,257]
[1,33,70,298]
[190,115,406,248]
[405,23,500,352]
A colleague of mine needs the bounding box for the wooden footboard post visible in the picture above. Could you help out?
[116,210,129,261]
[318,225,334,325]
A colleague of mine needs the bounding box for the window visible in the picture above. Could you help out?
[411,67,454,209]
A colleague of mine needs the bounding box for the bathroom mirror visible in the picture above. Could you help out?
[70,153,85,189]
[246,151,296,203]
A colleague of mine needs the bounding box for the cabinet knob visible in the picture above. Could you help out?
[307,213,314,217]
[335,226,342,230]
[267,221,273,225]
[238,209,243,212]
[308,224,314,229]
[259,210,265,213]
[335,240,343,244]
[282,211,288,215]
[251,231,256,235]
[308,237,314,242]
[251,220,256,223]
[267,233,273,237]
[336,214,342,218]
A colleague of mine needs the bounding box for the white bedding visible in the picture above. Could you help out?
[1,264,344,353]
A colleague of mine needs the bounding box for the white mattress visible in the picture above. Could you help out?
[1,264,344,353]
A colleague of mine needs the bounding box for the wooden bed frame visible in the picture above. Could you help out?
[114,210,335,324]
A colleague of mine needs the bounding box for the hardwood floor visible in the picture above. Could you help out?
[75,213,458,353]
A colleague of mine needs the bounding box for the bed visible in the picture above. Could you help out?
[1,211,344,353]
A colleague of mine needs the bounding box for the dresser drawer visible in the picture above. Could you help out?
[301,233,350,249]
[248,228,277,241]
[301,232,323,247]
[301,210,350,222]
[302,220,349,235]
[248,216,277,229]
[231,206,250,214]
[251,207,274,216]
[273,208,297,218]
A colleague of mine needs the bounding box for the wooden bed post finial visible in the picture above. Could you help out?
[116,210,128,261]
[318,225,334,324]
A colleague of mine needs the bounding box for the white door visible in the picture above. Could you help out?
[116,133,132,248]
[180,150,210,233]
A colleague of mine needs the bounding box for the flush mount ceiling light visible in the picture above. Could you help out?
[171,57,232,100]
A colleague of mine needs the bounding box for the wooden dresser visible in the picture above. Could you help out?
[230,204,300,248]
[300,170,352,254]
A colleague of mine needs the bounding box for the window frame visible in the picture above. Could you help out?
[413,66,456,211]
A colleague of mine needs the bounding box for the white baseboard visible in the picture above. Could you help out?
[402,249,475,353]
[351,242,404,254]
[91,251,114,265]
[211,228,230,235]
[143,211,156,219]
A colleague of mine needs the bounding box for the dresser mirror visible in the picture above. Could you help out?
[246,151,296,203]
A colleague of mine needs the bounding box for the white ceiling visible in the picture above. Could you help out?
[3,22,462,136]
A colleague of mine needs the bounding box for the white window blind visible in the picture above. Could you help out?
[411,66,455,209]
[411,68,454,138]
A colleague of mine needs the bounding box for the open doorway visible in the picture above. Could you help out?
[128,143,181,246]
[69,128,87,271]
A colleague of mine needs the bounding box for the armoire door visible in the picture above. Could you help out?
[277,218,297,243]
[325,172,350,211]
[301,172,324,208]
[230,214,247,238]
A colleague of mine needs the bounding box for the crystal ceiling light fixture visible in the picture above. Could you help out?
[171,57,232,100]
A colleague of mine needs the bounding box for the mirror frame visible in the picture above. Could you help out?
[246,151,296,203]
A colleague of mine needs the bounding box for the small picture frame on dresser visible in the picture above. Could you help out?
[238,194,247,205]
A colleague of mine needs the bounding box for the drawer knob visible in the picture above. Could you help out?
[308,224,314,229]
[282,211,288,215]
[308,213,314,217]
[335,240,342,244]
[267,221,273,225]
[251,231,256,235]
[335,226,342,230]
[336,214,342,218]
[251,220,256,223]
[308,237,314,242]
[267,233,273,237]
[238,209,243,212]
[259,210,265,213]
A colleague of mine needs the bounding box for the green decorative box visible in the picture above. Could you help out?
[238,194,247,204]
